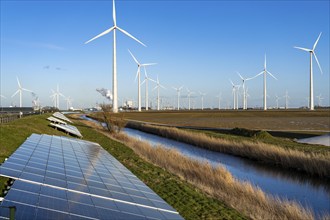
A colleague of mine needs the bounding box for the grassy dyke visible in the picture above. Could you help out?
[126,122,330,178]
[0,114,245,220]
[109,131,315,220]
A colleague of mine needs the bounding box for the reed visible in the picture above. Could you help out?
[111,131,316,220]
[126,122,330,178]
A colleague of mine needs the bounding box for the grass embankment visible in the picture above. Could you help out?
[0,114,245,220]
[78,116,317,220]
[126,122,330,178]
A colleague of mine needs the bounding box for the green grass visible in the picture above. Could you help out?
[186,128,330,155]
[0,114,245,220]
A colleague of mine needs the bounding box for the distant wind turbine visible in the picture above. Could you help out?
[51,85,65,109]
[254,54,278,110]
[173,86,184,110]
[128,50,156,112]
[229,79,240,110]
[216,92,222,110]
[151,76,165,111]
[275,94,280,109]
[316,94,323,107]
[141,67,156,111]
[11,77,33,108]
[237,72,255,110]
[85,0,146,113]
[284,90,290,109]
[294,32,323,111]
[199,91,207,110]
[186,88,194,110]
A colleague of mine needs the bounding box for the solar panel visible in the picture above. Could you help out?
[47,116,67,125]
[49,123,83,138]
[53,112,73,124]
[0,134,183,220]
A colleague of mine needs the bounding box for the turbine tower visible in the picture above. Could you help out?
[141,67,156,111]
[275,95,280,109]
[11,77,33,108]
[316,94,323,107]
[254,54,278,110]
[186,88,194,110]
[294,32,323,111]
[85,0,146,113]
[128,50,156,112]
[215,92,222,110]
[199,91,206,110]
[151,76,165,111]
[284,90,289,109]
[229,79,240,110]
[173,86,183,110]
[237,72,255,110]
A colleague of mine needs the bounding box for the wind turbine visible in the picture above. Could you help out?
[237,72,255,110]
[294,32,323,111]
[186,88,194,110]
[275,94,280,109]
[254,54,278,110]
[199,91,207,110]
[11,77,33,108]
[141,67,156,111]
[65,96,73,110]
[173,86,184,110]
[151,76,165,111]
[51,85,65,109]
[284,90,289,109]
[85,0,146,113]
[128,50,156,112]
[229,79,240,110]
[216,92,222,110]
[316,94,323,107]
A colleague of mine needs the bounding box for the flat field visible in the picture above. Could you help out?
[116,109,330,133]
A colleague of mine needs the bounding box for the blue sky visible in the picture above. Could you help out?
[1,0,329,109]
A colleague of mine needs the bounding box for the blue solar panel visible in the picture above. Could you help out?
[0,134,183,219]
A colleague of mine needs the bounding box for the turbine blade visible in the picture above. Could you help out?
[229,79,234,86]
[141,63,157,66]
[16,77,21,88]
[313,52,323,74]
[134,68,139,82]
[294,46,311,52]
[313,32,322,51]
[237,72,244,80]
[112,0,117,26]
[267,71,278,80]
[11,90,19,97]
[85,26,115,44]
[116,26,146,47]
[179,86,184,90]
[128,49,140,65]
[22,88,33,92]
[141,79,146,85]
[255,71,264,78]
[264,54,267,69]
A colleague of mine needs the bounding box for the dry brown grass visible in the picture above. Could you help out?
[127,122,330,178]
[111,131,317,220]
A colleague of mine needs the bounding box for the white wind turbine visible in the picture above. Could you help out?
[141,67,156,111]
[245,87,250,109]
[65,96,73,110]
[173,86,184,110]
[51,85,65,109]
[284,90,290,109]
[11,77,33,108]
[85,0,146,113]
[128,50,156,112]
[216,92,222,110]
[316,94,323,107]
[254,54,278,110]
[151,76,165,111]
[199,91,207,110]
[237,72,255,110]
[186,88,194,110]
[229,79,240,110]
[294,32,323,111]
[275,94,280,109]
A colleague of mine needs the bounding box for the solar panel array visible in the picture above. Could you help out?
[0,134,183,220]
[53,112,73,124]
[47,116,67,125]
[49,123,83,138]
